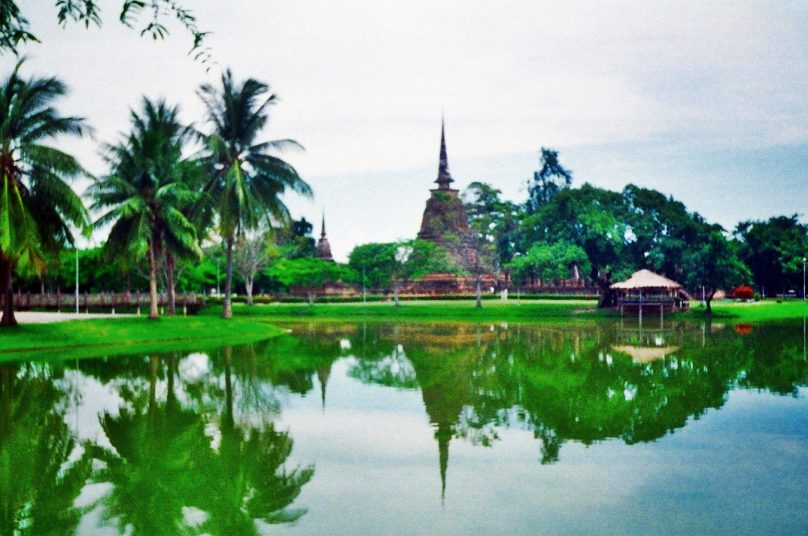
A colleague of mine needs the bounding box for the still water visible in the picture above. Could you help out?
[2,318,807,535]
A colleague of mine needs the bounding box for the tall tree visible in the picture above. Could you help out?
[0,61,89,326]
[198,69,311,319]
[463,181,522,272]
[684,226,751,315]
[89,97,201,319]
[521,184,634,306]
[527,147,573,213]
[735,215,807,295]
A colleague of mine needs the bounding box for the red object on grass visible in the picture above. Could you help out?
[732,285,754,300]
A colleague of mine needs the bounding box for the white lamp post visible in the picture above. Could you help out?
[802,257,806,301]
[75,247,79,314]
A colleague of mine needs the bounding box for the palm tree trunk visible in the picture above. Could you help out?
[223,236,234,319]
[0,258,17,327]
[166,250,176,315]
[245,277,254,305]
[148,239,159,320]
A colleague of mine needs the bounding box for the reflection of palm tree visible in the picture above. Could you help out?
[200,348,314,534]
[0,364,91,535]
[90,355,211,535]
[89,349,315,535]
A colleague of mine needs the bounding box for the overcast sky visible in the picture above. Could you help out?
[5,1,808,261]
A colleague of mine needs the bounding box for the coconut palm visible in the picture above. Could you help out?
[198,69,311,319]
[0,60,90,326]
[89,97,201,319]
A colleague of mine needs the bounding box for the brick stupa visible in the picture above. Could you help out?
[417,119,479,271]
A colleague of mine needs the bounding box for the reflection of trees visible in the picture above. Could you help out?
[88,348,314,535]
[328,319,808,472]
[0,363,91,535]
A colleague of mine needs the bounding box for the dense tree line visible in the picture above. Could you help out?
[461,147,804,312]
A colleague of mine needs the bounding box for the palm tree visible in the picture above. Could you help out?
[89,98,201,319]
[198,69,311,319]
[0,60,90,326]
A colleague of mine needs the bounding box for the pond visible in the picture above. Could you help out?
[2,318,807,535]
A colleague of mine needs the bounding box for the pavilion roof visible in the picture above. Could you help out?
[610,269,683,290]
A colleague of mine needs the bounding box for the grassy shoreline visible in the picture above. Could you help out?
[1,299,804,360]
[0,316,284,362]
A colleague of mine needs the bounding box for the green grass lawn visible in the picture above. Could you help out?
[686,299,808,321]
[201,298,808,324]
[0,316,284,362]
[199,299,606,323]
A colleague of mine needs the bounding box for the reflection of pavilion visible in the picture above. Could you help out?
[611,321,686,363]
[611,344,680,363]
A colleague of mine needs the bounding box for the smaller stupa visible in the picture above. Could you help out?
[316,213,334,262]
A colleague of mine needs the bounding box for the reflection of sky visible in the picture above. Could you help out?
[273,368,808,535]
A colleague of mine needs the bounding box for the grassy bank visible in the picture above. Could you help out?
[200,298,808,324]
[686,300,808,322]
[0,316,284,362]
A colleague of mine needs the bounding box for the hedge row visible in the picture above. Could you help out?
[204,293,599,305]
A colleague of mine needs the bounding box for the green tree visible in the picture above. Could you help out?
[521,184,634,305]
[527,147,573,212]
[684,226,752,314]
[89,97,201,319]
[621,184,710,283]
[198,69,312,319]
[347,240,460,303]
[735,214,807,295]
[463,181,522,280]
[509,241,591,286]
[0,61,90,326]
[276,217,316,259]
[267,257,351,304]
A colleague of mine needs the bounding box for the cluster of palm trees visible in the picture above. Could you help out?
[0,60,311,326]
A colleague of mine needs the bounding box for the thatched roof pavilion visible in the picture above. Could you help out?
[611,269,689,313]
[611,269,682,291]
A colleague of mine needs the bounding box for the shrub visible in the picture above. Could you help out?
[732,285,754,301]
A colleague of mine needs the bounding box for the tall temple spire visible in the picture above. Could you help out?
[435,116,454,190]
[316,209,334,261]
[320,210,327,239]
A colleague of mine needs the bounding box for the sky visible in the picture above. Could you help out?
[5,1,808,261]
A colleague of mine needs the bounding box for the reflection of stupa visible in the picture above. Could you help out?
[316,362,332,410]
[409,349,474,504]
[417,118,479,271]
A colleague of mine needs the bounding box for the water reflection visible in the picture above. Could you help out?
[0,363,91,535]
[0,318,806,534]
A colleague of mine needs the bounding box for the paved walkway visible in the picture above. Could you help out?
[14,312,137,324]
